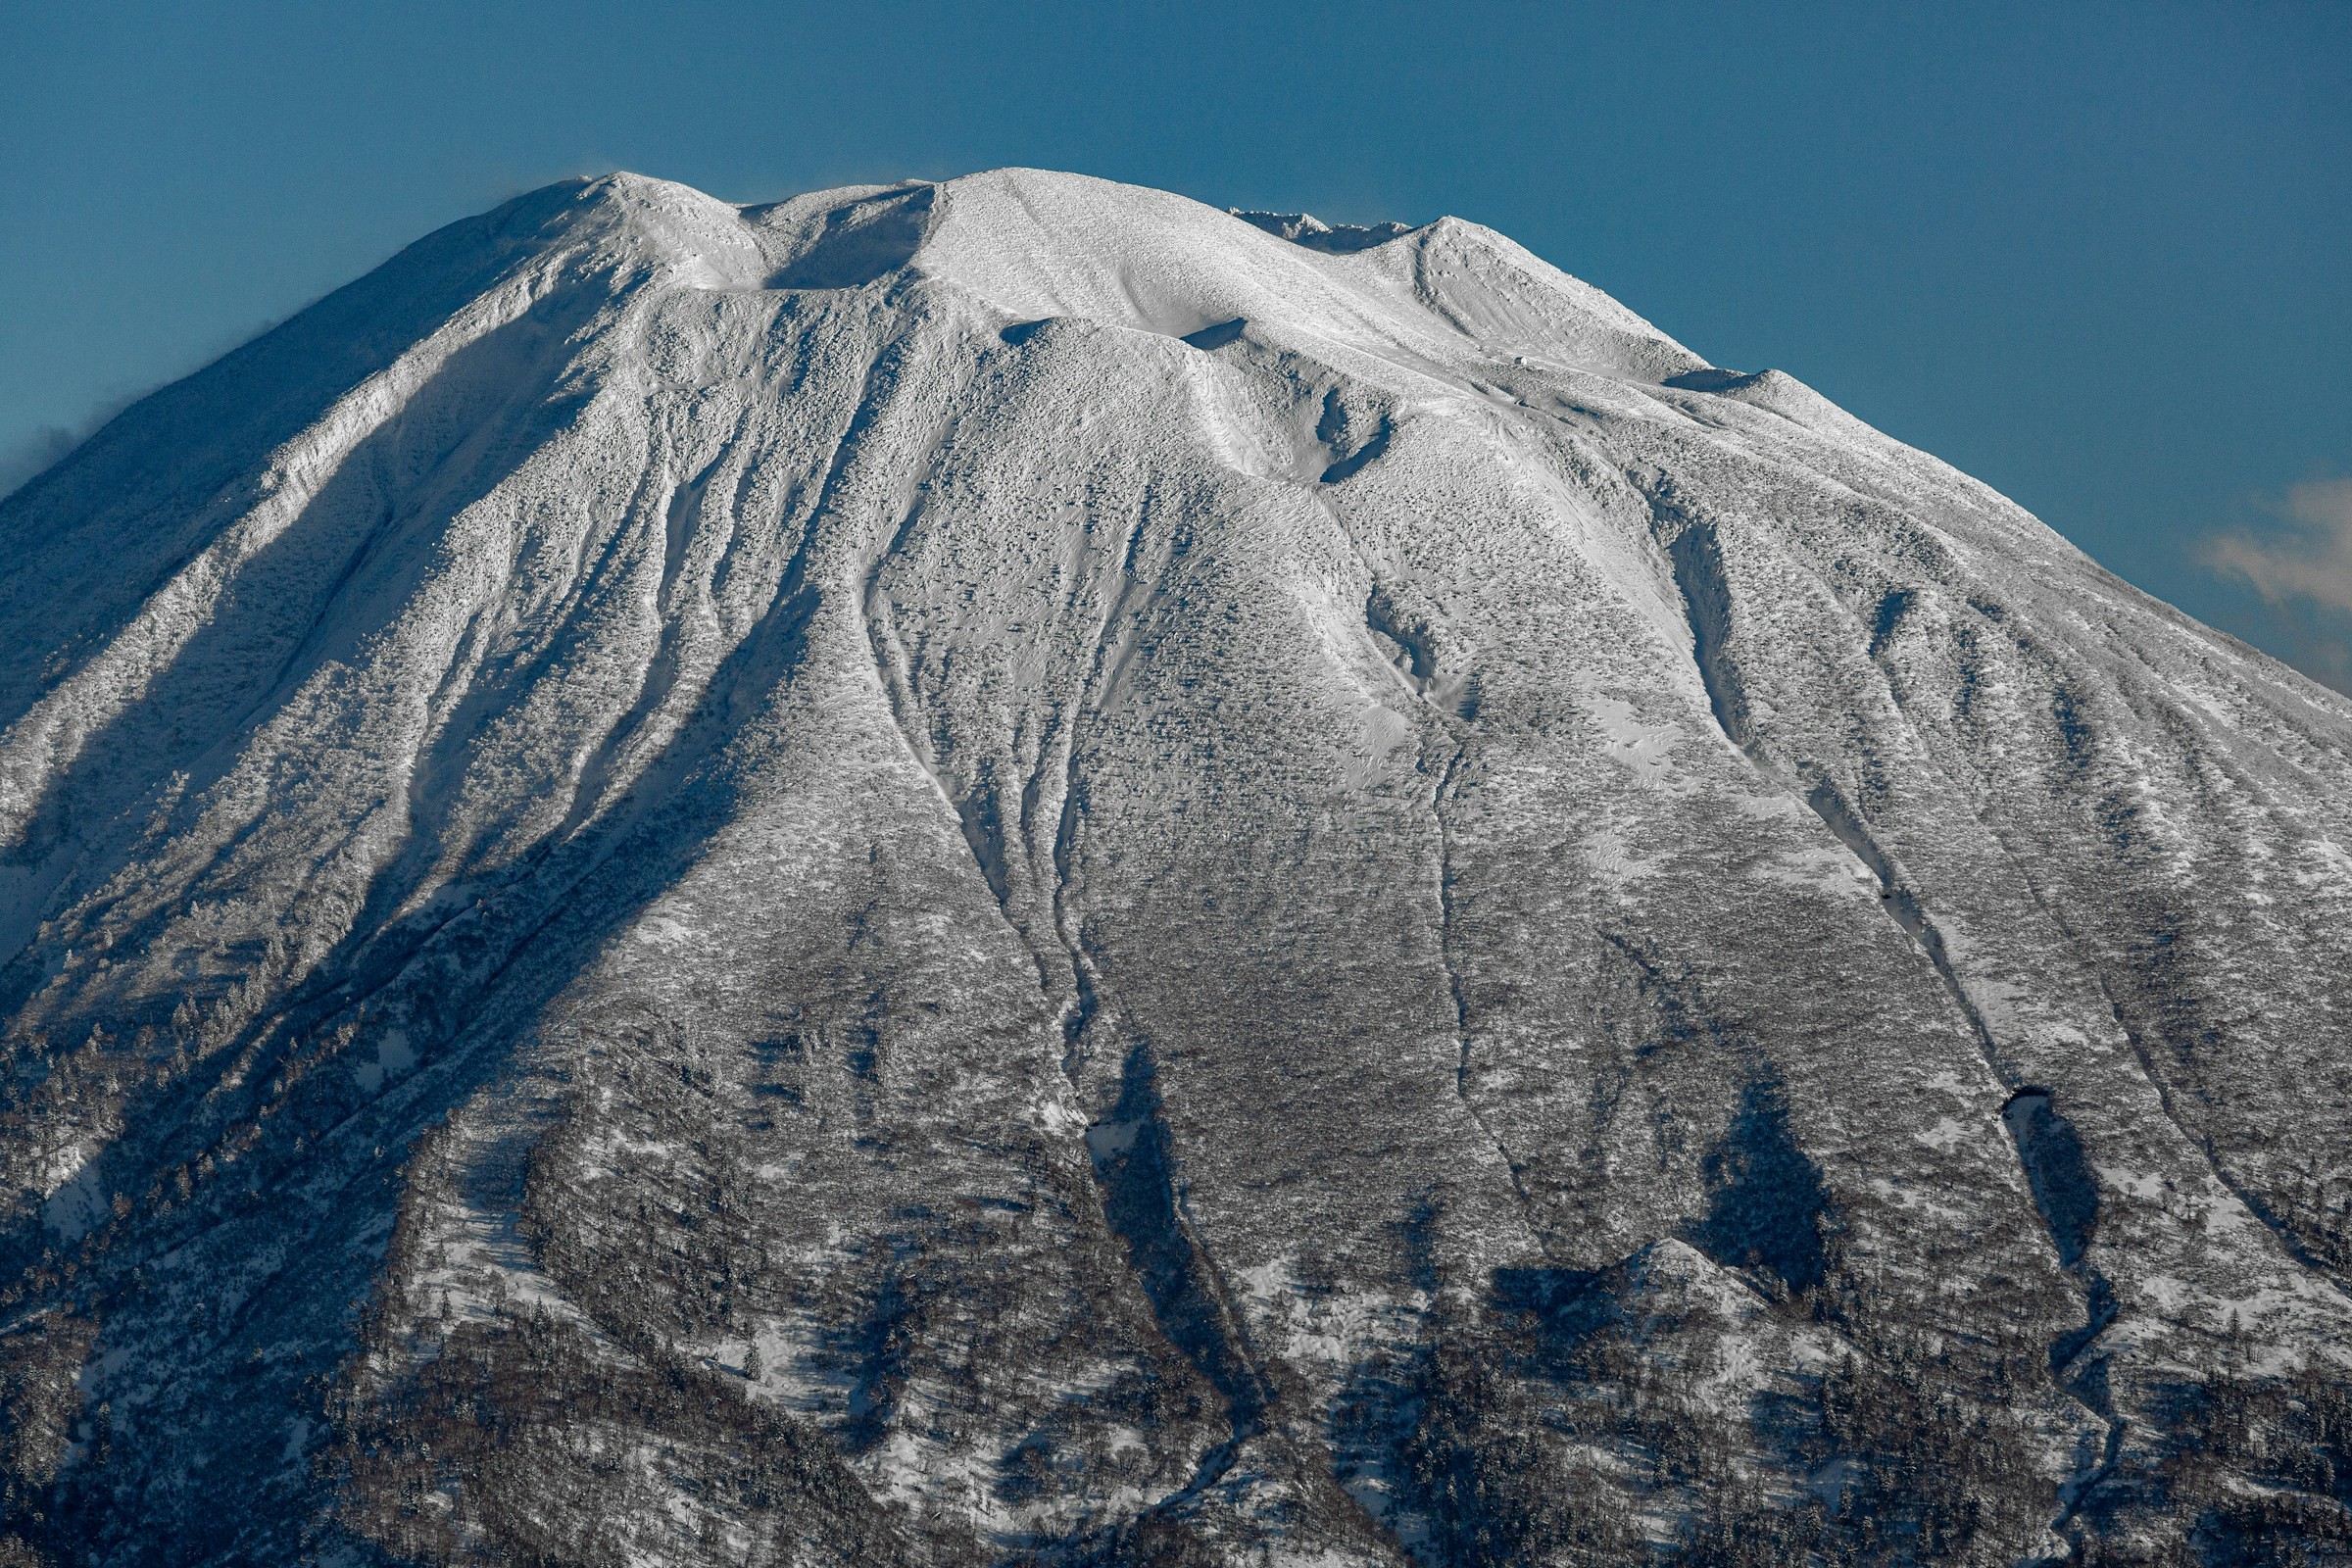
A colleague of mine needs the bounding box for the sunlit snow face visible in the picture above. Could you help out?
[1,168,2346,1564]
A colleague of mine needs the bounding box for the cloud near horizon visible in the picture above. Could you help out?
[2207,478,2352,612]
[2204,479,2352,692]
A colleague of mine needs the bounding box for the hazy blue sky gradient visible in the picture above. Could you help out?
[5,1,2348,681]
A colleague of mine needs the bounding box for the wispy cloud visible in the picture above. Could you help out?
[2207,479,2352,612]
[2204,479,2352,692]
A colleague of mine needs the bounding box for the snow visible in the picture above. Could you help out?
[0,164,2348,1563]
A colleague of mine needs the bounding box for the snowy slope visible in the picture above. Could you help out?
[2,170,2350,1566]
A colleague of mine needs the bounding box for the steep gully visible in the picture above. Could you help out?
[1044,487,1283,1521]
[1358,572,1544,1241]
[1969,750,2352,1299]
[857,416,1276,1526]
[1868,581,2348,1304]
[1312,390,1539,1251]
[1643,482,2128,1525]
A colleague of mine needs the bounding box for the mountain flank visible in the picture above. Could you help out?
[1,169,2350,1566]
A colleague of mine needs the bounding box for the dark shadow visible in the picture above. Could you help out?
[1179,318,1246,351]
[1087,1046,1266,1496]
[768,186,934,290]
[1688,1076,1834,1297]
[1646,493,1755,754]
[1663,368,1768,395]
[1489,1265,1618,1374]
[1867,587,1915,660]
[1231,211,1415,255]
[2002,1088,2099,1270]
[1321,420,1392,484]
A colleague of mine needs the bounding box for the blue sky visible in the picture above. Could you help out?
[5,1,2348,684]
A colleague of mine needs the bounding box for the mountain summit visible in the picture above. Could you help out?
[3,170,2349,1566]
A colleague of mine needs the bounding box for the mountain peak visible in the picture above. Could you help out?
[2,168,2349,1565]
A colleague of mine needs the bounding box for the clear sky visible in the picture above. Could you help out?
[5,2,2348,685]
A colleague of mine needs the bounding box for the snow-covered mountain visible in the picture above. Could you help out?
[3,170,2350,1566]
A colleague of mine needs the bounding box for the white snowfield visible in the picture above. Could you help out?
[1,170,2349,1565]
